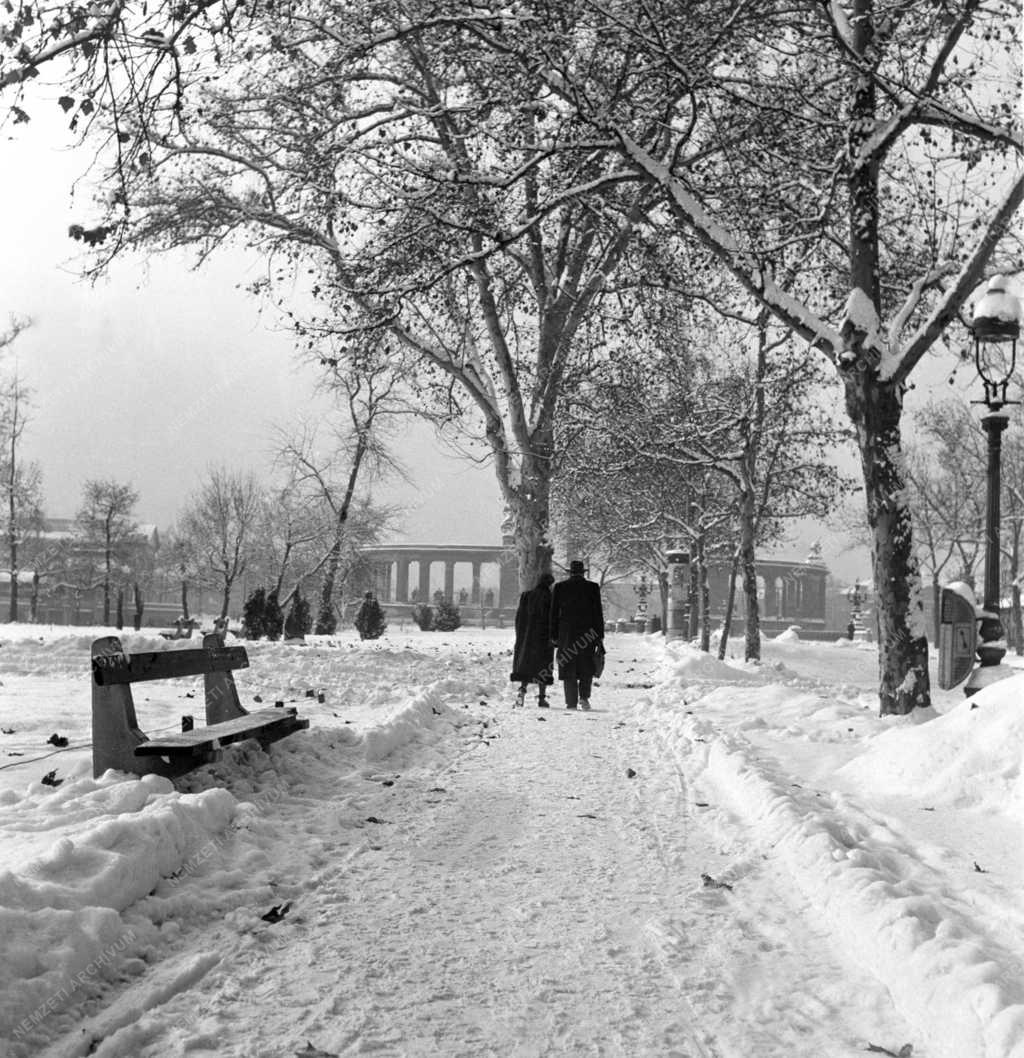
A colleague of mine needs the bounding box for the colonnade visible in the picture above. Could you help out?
[360,544,519,611]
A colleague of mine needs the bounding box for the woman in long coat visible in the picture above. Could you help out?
[510,572,555,707]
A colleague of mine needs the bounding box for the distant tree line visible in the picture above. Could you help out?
[0,322,398,628]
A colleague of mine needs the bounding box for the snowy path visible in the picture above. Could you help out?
[41,643,915,1058]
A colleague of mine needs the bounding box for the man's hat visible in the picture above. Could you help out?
[569,560,586,576]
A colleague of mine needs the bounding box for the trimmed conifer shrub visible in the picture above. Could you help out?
[354,592,388,640]
[433,595,462,632]
[242,587,267,640]
[264,589,284,641]
[411,603,434,631]
[315,600,336,630]
[285,587,312,640]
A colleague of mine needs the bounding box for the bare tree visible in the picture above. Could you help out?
[76,479,139,625]
[41,3,711,594]
[178,468,262,620]
[0,316,30,352]
[274,361,402,633]
[516,0,1022,713]
[157,526,197,622]
[558,301,851,658]
[0,347,44,621]
[11,1,1021,714]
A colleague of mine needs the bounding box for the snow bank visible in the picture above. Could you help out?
[839,673,1024,821]
[699,725,1024,1058]
[642,662,1024,1058]
[660,642,767,685]
[362,685,460,761]
[706,719,1023,1058]
[0,627,494,1052]
[0,779,237,1045]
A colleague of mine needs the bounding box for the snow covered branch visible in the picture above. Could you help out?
[893,168,1024,384]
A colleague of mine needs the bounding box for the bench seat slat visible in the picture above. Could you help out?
[134,708,308,757]
[94,646,249,686]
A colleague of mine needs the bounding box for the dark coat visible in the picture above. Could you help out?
[510,584,555,684]
[550,575,605,680]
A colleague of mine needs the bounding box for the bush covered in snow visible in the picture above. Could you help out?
[354,592,388,640]
[242,587,267,639]
[284,587,312,640]
[433,591,462,632]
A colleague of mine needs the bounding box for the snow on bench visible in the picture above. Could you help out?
[90,632,309,778]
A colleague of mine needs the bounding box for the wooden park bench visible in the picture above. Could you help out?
[159,617,197,641]
[91,633,309,778]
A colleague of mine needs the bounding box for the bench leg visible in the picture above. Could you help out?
[202,632,248,723]
[91,636,172,778]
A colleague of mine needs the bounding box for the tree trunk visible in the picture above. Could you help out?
[718,550,740,661]
[845,375,931,714]
[103,529,112,625]
[741,539,761,664]
[1010,529,1022,655]
[839,0,928,713]
[932,578,943,648]
[317,435,368,635]
[736,477,762,662]
[7,534,16,622]
[116,588,124,630]
[133,582,144,632]
[509,454,553,593]
[658,570,668,634]
[318,542,341,633]
[696,537,711,653]
[29,573,38,623]
[7,396,17,623]
[274,542,293,598]
[220,579,232,621]
[180,578,191,621]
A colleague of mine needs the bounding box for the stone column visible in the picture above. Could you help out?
[471,562,482,604]
[444,561,455,601]
[396,560,410,601]
[418,560,431,602]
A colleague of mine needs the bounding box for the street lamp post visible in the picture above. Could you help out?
[964,276,1022,697]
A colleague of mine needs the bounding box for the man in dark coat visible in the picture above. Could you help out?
[550,560,605,711]
[510,572,555,707]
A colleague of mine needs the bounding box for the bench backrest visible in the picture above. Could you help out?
[92,643,249,686]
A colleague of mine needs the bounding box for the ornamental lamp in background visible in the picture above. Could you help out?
[633,572,650,633]
[962,275,1022,697]
[972,275,1021,409]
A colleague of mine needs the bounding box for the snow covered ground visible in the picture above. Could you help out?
[0,623,1021,1057]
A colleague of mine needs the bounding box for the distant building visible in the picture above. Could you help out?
[0,517,162,624]
[601,553,836,638]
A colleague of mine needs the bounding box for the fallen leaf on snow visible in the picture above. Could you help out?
[261,901,292,924]
[700,873,733,891]
[295,1043,339,1057]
